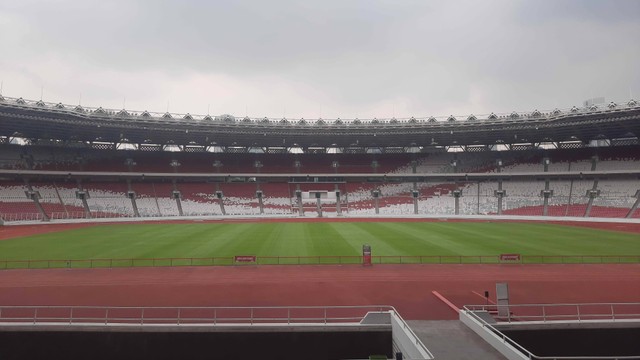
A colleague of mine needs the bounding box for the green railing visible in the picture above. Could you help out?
[0,254,639,270]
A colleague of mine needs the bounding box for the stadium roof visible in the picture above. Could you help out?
[1,96,639,150]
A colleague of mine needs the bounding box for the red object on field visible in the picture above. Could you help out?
[234,256,257,263]
[500,253,521,261]
[362,244,372,266]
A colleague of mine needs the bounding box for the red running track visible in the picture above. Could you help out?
[0,264,638,320]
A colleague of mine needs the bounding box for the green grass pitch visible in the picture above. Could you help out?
[0,222,638,266]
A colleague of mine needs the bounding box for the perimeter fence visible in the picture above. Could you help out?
[1,254,639,270]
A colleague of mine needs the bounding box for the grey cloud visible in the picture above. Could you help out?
[0,0,638,118]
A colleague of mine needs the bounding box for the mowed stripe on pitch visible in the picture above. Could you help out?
[0,222,638,260]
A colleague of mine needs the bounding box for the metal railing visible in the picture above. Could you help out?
[0,212,43,222]
[0,305,393,326]
[461,303,640,359]
[1,254,639,270]
[464,303,640,324]
[389,310,435,360]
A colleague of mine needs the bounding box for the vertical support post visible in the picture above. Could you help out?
[372,190,380,215]
[216,191,226,215]
[78,190,92,218]
[495,181,505,215]
[611,304,615,321]
[542,180,552,216]
[173,190,184,216]
[626,190,640,218]
[584,183,599,218]
[315,192,323,218]
[296,190,304,216]
[25,185,50,221]
[256,191,265,215]
[452,189,462,215]
[476,181,481,215]
[128,189,140,217]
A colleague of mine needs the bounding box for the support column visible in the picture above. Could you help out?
[75,190,92,218]
[23,179,49,221]
[541,180,553,217]
[332,161,342,216]
[216,191,226,215]
[172,190,184,216]
[476,181,481,215]
[412,190,419,215]
[53,182,69,218]
[26,190,49,221]
[256,191,265,215]
[294,161,303,216]
[452,189,462,215]
[212,160,224,215]
[128,191,140,217]
[315,193,323,217]
[295,190,304,216]
[542,157,550,173]
[626,190,640,218]
[542,158,550,216]
[494,181,506,215]
[584,180,600,217]
[372,190,380,215]
[590,155,598,171]
[126,180,139,217]
[23,180,49,221]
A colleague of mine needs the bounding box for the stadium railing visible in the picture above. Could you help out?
[0,212,43,222]
[463,303,640,323]
[1,254,639,270]
[461,303,640,359]
[0,305,393,326]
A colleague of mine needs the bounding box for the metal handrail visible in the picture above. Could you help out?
[0,305,394,326]
[462,304,640,359]
[464,303,640,324]
[389,310,435,359]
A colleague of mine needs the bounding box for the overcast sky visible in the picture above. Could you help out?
[1,0,639,119]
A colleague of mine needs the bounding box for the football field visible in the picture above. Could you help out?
[0,221,638,264]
